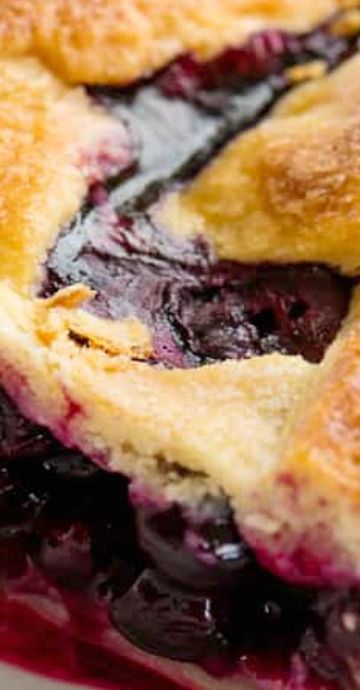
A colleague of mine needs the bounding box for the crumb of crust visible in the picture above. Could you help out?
[285,60,327,84]
[36,288,153,359]
[43,285,96,309]
[331,8,360,36]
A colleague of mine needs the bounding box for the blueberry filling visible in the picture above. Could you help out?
[0,454,317,659]
[0,13,360,690]
[130,493,254,590]
[111,568,232,662]
[43,205,353,367]
[301,592,360,689]
[0,450,354,688]
[0,389,55,462]
[166,264,351,364]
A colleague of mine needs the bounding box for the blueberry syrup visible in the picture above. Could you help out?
[0,11,360,690]
[0,599,183,690]
[0,452,349,689]
[157,22,356,104]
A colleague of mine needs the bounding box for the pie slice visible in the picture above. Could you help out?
[0,3,359,690]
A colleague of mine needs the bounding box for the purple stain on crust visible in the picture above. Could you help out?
[242,477,355,589]
[50,396,91,458]
[246,534,356,590]
[128,481,170,512]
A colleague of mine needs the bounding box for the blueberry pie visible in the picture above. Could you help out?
[2,2,360,689]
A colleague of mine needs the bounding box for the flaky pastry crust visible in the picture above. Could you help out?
[0,0,356,84]
[0,56,131,292]
[159,52,360,275]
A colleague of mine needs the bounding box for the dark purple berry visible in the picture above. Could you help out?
[133,496,253,590]
[36,520,93,587]
[0,466,43,578]
[111,568,231,661]
[299,591,360,689]
[0,388,55,462]
[40,452,101,482]
[300,627,343,684]
[318,591,360,668]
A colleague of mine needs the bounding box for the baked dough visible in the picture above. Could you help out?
[0,56,131,292]
[159,52,360,275]
[0,0,356,84]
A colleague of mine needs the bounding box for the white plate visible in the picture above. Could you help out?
[0,663,85,689]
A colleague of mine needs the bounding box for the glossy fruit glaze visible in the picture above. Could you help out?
[0,11,360,690]
[0,444,351,690]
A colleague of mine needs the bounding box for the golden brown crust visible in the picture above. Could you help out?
[0,0,355,85]
[0,56,130,293]
[159,53,360,275]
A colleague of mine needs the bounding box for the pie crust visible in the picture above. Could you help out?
[159,53,360,275]
[0,0,356,84]
[0,57,131,292]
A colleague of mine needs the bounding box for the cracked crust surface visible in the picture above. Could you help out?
[0,0,356,84]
